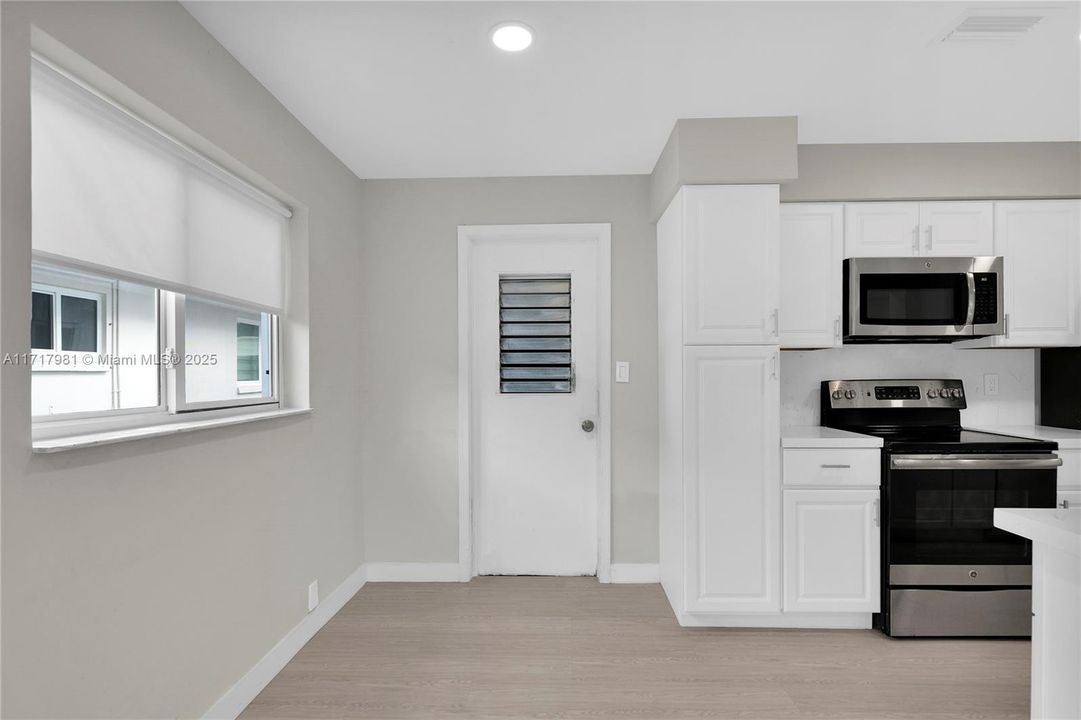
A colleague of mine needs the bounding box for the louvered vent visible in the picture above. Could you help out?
[941,14,1044,42]
[499,276,572,394]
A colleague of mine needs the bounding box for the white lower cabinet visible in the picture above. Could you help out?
[1058,490,1081,510]
[681,345,781,613]
[783,488,881,613]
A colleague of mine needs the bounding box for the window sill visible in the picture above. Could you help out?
[32,407,312,453]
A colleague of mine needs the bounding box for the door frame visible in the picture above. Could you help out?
[457,223,612,583]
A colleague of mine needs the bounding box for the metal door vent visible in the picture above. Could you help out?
[499,276,572,393]
[940,12,1044,42]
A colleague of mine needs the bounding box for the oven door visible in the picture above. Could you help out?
[886,453,1059,571]
[846,257,986,340]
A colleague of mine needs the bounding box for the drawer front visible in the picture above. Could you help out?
[783,449,880,487]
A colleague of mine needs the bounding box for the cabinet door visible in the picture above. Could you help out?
[783,489,880,613]
[683,185,779,345]
[844,203,920,258]
[919,201,994,257]
[995,201,1081,347]
[684,346,780,613]
[780,204,843,348]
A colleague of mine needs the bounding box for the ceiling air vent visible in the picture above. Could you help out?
[940,13,1045,43]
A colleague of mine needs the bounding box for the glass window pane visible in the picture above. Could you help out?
[184,295,272,405]
[236,322,260,382]
[31,292,54,349]
[60,295,98,351]
[32,266,159,417]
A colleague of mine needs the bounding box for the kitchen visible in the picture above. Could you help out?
[2,2,1080,719]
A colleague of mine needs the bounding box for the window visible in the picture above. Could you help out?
[30,264,160,417]
[172,295,275,409]
[499,276,573,393]
[29,55,291,435]
[236,321,262,392]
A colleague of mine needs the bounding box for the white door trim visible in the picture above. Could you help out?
[457,223,612,583]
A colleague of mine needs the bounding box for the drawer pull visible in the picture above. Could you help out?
[820,464,851,469]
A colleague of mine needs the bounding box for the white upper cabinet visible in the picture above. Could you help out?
[683,185,780,345]
[780,204,843,348]
[845,201,993,258]
[684,345,780,614]
[844,203,920,257]
[783,488,880,613]
[993,200,1081,347]
[918,202,994,256]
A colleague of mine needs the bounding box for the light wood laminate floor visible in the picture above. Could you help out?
[240,577,1029,719]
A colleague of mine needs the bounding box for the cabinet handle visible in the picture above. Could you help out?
[912,225,919,254]
[873,499,881,527]
[925,225,933,252]
[1060,499,1071,510]
[821,464,851,469]
[770,352,778,380]
[1005,313,1010,339]
[772,308,779,337]
[834,316,841,342]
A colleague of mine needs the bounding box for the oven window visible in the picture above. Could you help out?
[888,468,1057,565]
[860,273,968,325]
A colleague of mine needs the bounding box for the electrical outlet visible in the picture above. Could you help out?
[307,580,319,612]
[984,374,999,396]
[615,361,630,383]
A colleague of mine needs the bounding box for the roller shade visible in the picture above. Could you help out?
[31,58,289,312]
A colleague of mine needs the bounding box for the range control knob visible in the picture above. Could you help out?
[927,388,939,399]
[832,389,843,400]
[844,389,857,400]
[952,388,964,399]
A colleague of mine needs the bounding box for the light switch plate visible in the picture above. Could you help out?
[615,361,630,383]
[984,374,999,396]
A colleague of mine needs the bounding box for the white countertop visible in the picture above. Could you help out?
[994,508,1081,557]
[968,425,1081,450]
[781,426,883,449]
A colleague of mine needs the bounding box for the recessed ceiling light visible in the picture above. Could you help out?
[491,22,533,52]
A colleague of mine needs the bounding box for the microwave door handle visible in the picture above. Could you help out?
[964,272,976,327]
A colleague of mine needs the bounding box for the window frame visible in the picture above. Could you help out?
[165,293,279,413]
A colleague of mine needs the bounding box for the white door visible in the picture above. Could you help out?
[844,202,920,257]
[779,203,844,348]
[468,226,605,576]
[995,200,1081,346]
[919,201,994,257]
[783,488,880,613]
[682,185,780,345]
[683,345,781,613]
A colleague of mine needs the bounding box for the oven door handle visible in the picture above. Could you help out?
[890,453,1062,470]
[964,272,976,328]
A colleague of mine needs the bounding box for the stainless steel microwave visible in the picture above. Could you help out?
[844,256,1004,342]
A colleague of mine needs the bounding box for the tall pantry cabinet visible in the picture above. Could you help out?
[658,185,782,621]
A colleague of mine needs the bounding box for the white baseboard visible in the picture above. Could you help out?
[609,563,660,583]
[364,562,463,582]
[202,564,367,720]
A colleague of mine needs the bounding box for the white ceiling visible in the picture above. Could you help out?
[183,1,1081,179]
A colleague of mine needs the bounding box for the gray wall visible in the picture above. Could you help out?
[784,142,1081,202]
[1,3,365,717]
[356,176,659,565]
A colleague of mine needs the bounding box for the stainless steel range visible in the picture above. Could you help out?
[821,379,1060,637]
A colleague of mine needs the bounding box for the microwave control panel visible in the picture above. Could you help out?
[972,273,999,325]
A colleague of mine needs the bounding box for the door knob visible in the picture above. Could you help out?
[581,419,595,433]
